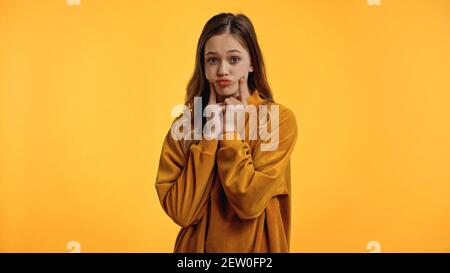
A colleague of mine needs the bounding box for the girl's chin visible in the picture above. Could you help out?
[216,86,236,97]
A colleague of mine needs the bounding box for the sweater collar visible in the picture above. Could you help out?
[246,90,265,106]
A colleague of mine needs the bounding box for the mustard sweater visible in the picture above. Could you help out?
[155,90,298,252]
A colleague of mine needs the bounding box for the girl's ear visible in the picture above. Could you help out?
[249,64,254,72]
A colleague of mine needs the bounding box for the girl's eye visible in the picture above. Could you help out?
[207,58,218,64]
[230,56,240,63]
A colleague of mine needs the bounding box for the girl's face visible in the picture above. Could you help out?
[204,33,253,97]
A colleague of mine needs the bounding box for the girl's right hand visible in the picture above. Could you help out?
[206,82,225,138]
[208,82,221,106]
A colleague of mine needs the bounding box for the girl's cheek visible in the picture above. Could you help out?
[205,69,213,80]
[205,71,211,81]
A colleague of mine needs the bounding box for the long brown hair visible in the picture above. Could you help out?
[185,13,274,111]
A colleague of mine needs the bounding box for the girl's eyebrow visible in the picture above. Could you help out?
[206,49,241,55]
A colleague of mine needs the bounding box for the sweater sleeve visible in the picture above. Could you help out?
[155,120,218,227]
[216,107,298,220]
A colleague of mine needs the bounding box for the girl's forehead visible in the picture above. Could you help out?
[205,34,247,53]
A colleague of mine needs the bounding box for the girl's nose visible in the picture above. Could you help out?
[217,62,230,76]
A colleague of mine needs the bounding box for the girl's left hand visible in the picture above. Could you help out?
[222,76,250,134]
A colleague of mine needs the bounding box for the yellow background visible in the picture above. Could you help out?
[1,0,450,252]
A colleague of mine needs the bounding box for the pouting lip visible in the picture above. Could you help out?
[216,80,232,87]
[216,78,232,84]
